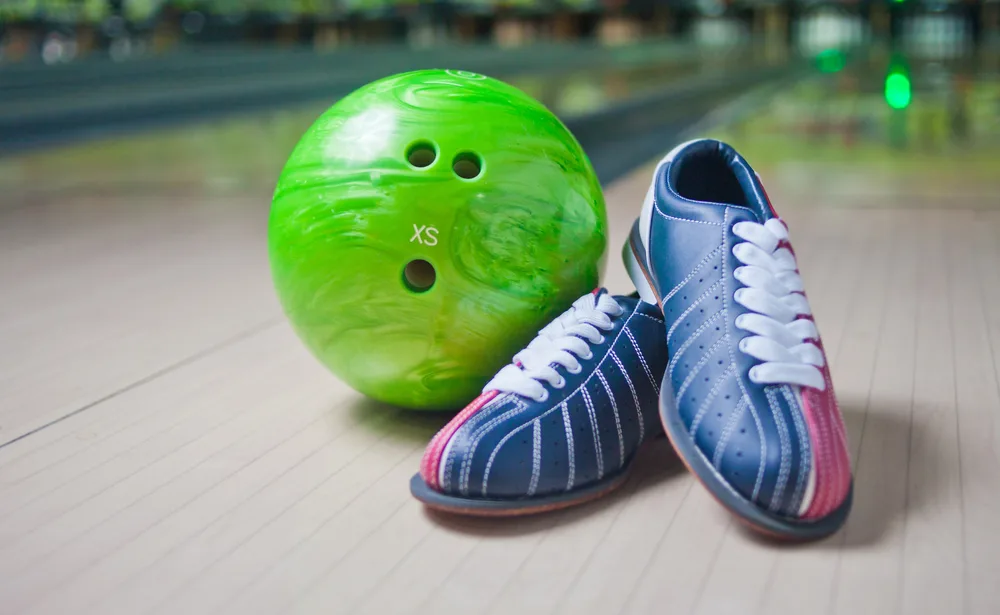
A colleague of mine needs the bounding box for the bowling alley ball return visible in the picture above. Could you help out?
[269,69,608,411]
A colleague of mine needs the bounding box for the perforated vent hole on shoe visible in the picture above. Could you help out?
[406,141,437,168]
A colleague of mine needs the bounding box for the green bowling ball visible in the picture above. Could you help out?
[269,69,607,410]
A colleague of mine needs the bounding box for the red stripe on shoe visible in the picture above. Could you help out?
[419,390,500,491]
[799,362,852,520]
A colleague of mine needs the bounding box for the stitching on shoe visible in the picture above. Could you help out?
[766,386,793,513]
[610,350,644,442]
[475,309,639,495]
[663,243,726,304]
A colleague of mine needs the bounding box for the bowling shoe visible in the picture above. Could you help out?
[410,289,667,516]
[622,138,852,540]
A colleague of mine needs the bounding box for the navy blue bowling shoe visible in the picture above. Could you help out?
[623,139,853,540]
[410,289,667,515]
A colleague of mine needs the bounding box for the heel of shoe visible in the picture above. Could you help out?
[622,231,658,306]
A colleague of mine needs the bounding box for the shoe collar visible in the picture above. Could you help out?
[657,139,778,224]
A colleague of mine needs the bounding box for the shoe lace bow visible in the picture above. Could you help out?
[484,292,624,402]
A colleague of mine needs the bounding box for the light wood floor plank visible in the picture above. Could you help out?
[84,405,404,615]
[552,447,691,615]
[0,332,313,554]
[899,210,965,615]
[955,211,1000,615]
[139,427,426,615]
[477,448,664,615]
[826,210,918,615]
[349,518,483,615]
[0,195,280,445]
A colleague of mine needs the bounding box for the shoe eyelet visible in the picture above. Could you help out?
[568,364,583,375]
[535,390,550,403]
[597,335,607,344]
[582,350,594,361]
[554,376,566,389]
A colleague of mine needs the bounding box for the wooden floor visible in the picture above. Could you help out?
[2,67,1000,615]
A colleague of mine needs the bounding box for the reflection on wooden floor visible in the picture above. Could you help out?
[3,77,1000,615]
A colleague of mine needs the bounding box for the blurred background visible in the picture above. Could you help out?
[1,0,996,157]
[0,0,994,57]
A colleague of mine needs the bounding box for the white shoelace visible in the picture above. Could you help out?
[732,219,826,391]
[484,293,625,403]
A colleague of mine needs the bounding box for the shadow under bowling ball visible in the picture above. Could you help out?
[345,394,455,445]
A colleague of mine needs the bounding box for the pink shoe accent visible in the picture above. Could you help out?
[799,357,852,520]
[419,390,500,491]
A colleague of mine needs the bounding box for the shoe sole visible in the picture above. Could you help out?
[409,466,632,517]
[623,219,852,541]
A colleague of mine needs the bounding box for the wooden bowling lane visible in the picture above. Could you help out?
[2,51,1000,615]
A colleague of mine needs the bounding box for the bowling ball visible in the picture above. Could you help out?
[269,69,607,410]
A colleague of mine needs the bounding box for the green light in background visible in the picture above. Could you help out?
[815,49,846,74]
[885,72,912,109]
